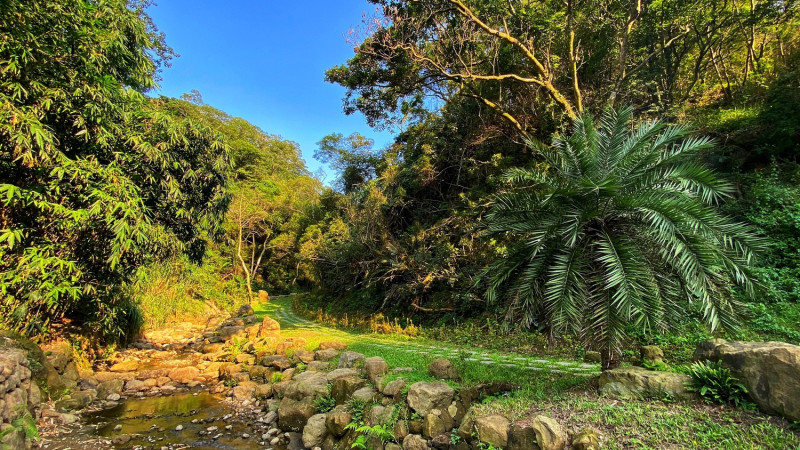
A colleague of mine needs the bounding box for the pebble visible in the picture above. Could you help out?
[113,424,123,432]
[242,433,250,439]
[270,437,280,446]
[225,424,233,430]
[175,425,184,431]
[206,426,218,432]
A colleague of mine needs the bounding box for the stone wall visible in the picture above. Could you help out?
[0,347,41,449]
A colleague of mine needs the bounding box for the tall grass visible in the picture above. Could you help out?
[127,250,247,330]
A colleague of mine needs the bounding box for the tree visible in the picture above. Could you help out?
[483,107,764,369]
[0,0,231,339]
[315,133,381,193]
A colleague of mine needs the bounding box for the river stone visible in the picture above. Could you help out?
[261,355,292,371]
[507,423,536,450]
[124,379,147,392]
[364,356,389,384]
[97,379,124,399]
[407,382,454,416]
[331,375,366,404]
[598,366,695,400]
[530,415,565,450]
[475,415,509,448]
[109,360,139,372]
[694,339,800,421]
[428,359,458,380]
[314,348,340,362]
[325,405,352,437]
[302,413,329,448]
[403,434,429,450]
[641,345,664,364]
[337,351,365,369]
[168,366,200,384]
[572,428,601,450]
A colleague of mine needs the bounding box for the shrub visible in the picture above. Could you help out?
[687,360,749,407]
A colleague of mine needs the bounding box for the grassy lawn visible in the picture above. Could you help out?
[253,296,800,449]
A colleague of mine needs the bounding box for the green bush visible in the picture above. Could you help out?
[687,360,749,407]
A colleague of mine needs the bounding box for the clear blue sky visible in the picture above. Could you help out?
[146,1,394,178]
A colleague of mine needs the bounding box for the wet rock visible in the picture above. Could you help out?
[407,382,455,416]
[694,339,800,421]
[428,359,458,380]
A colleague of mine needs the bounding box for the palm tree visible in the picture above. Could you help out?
[484,107,764,370]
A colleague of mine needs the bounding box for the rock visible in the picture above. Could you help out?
[457,413,474,441]
[254,384,274,399]
[428,359,458,380]
[277,337,307,355]
[641,345,664,364]
[112,434,132,445]
[598,366,695,401]
[382,377,406,399]
[352,386,378,403]
[293,350,316,364]
[531,415,565,450]
[693,339,800,421]
[232,384,256,401]
[97,379,125,399]
[394,420,409,441]
[284,371,329,401]
[257,317,282,339]
[318,342,347,351]
[422,412,445,438]
[331,375,366,404]
[364,356,389,384]
[237,304,255,316]
[124,379,147,392]
[249,365,273,382]
[326,368,359,383]
[109,360,139,372]
[475,415,510,448]
[430,433,450,449]
[235,353,256,365]
[386,443,403,450]
[585,351,602,363]
[218,325,246,339]
[307,361,330,372]
[314,348,340,362]
[403,434,429,450]
[168,366,200,384]
[259,290,270,302]
[302,413,329,448]
[368,404,396,427]
[175,424,184,431]
[572,428,601,450]
[325,406,352,437]
[337,351,365,369]
[507,423,536,450]
[261,355,292,371]
[407,382,455,416]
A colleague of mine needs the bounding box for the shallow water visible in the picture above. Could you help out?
[56,392,282,449]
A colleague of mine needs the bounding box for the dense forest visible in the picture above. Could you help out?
[1,0,799,365]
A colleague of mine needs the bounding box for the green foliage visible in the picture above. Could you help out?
[0,0,231,340]
[687,360,750,407]
[347,397,367,424]
[345,423,395,449]
[0,406,39,446]
[315,393,336,413]
[484,107,764,368]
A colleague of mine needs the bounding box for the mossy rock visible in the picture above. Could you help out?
[0,330,68,399]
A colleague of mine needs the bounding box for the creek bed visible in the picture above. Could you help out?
[42,391,285,449]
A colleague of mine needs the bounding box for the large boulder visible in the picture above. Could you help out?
[364,356,389,384]
[337,351,365,369]
[598,366,695,400]
[257,317,281,339]
[278,396,318,431]
[284,371,329,401]
[331,375,366,404]
[407,382,455,416]
[168,366,200,384]
[694,339,800,421]
[325,405,352,437]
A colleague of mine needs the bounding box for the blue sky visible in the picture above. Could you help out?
[146,1,394,178]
